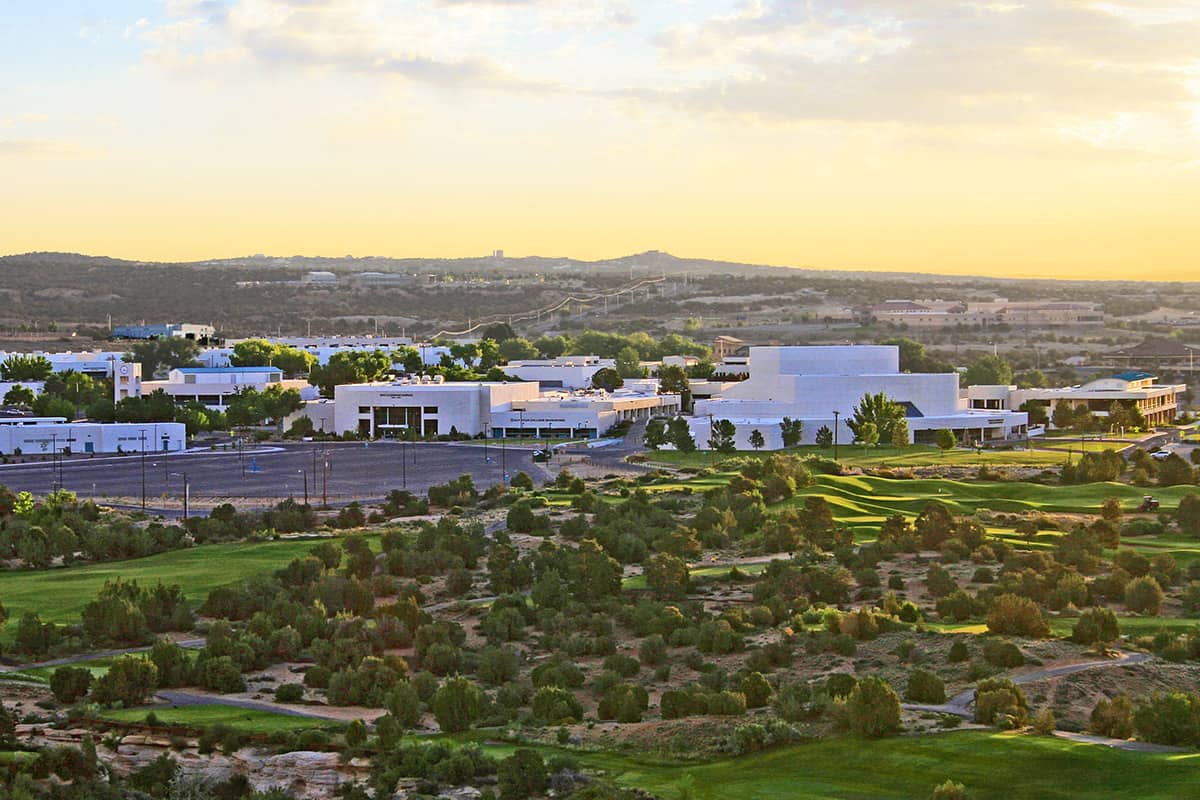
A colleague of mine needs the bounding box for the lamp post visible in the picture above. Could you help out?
[299,469,309,506]
[139,430,147,511]
[707,413,715,468]
[49,432,58,491]
[832,410,840,461]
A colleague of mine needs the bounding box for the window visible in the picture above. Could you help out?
[184,374,196,384]
[424,406,438,414]
[359,406,370,414]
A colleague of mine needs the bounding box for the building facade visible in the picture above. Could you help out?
[143,366,312,410]
[971,372,1187,428]
[0,418,186,455]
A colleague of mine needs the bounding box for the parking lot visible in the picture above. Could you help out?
[0,441,544,511]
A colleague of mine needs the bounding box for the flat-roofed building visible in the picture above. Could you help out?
[144,366,312,410]
[0,417,185,454]
[972,371,1187,428]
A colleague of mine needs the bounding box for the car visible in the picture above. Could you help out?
[1151,450,1172,461]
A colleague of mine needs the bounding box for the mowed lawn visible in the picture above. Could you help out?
[485,731,1200,800]
[99,705,342,734]
[648,445,1081,470]
[0,536,374,636]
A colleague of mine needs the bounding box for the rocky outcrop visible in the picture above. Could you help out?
[17,726,370,799]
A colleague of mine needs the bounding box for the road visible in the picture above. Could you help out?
[0,440,541,510]
[0,639,207,673]
[154,690,357,722]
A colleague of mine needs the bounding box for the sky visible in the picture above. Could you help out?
[1,1,1199,279]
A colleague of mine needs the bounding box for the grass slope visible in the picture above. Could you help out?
[0,536,373,635]
[98,705,341,734]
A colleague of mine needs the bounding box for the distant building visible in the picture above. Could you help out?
[303,271,338,284]
[500,356,614,389]
[862,299,1102,328]
[111,323,216,343]
[143,366,312,411]
[973,372,1187,428]
[0,417,185,454]
[712,335,748,361]
[687,346,1028,450]
[1108,338,1199,371]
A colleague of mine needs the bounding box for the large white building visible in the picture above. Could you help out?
[967,371,1186,428]
[331,377,679,440]
[0,417,186,455]
[143,366,314,410]
[687,346,1028,450]
[500,356,615,389]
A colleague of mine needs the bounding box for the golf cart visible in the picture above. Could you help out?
[1138,495,1160,513]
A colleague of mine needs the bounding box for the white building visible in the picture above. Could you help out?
[967,371,1186,428]
[143,366,313,410]
[0,418,186,455]
[332,377,680,440]
[687,346,1028,450]
[500,356,615,389]
[0,350,129,379]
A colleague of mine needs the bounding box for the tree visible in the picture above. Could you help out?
[657,364,691,411]
[1052,401,1077,430]
[50,666,93,703]
[308,350,392,396]
[534,335,570,358]
[1090,694,1134,739]
[741,672,773,708]
[124,339,201,378]
[844,675,902,737]
[615,346,644,379]
[591,367,624,392]
[1019,400,1048,427]
[3,384,35,407]
[1132,692,1200,747]
[905,669,946,704]
[974,678,1027,726]
[90,655,158,706]
[644,417,669,450]
[815,425,833,448]
[890,418,910,448]
[345,719,367,748]
[749,429,765,451]
[847,392,905,444]
[498,337,539,362]
[708,419,737,453]
[881,338,954,374]
[780,417,803,448]
[1072,607,1120,648]
[386,681,422,728]
[668,417,696,453]
[1124,575,1164,614]
[498,749,548,800]
[934,429,957,450]
[1158,454,1196,487]
[1177,494,1200,537]
[645,552,689,598]
[962,354,1013,387]
[432,677,483,733]
[986,594,1050,638]
[0,354,53,382]
[855,421,879,447]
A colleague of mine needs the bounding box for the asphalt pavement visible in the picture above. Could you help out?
[0,441,543,510]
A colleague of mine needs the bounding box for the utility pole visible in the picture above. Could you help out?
[322,450,329,508]
[170,471,190,519]
[139,430,147,511]
[832,410,840,461]
[300,469,309,506]
[401,436,407,488]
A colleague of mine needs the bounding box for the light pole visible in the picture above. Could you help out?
[832,410,840,461]
[707,413,715,468]
[139,430,147,511]
[49,432,58,491]
[299,469,309,506]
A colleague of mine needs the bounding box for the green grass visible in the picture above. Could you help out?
[97,705,342,734]
[622,561,770,591]
[647,444,1080,470]
[0,751,38,765]
[0,535,377,639]
[469,731,1200,800]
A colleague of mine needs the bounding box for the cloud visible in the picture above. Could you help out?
[0,139,92,159]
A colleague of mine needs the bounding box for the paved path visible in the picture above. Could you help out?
[1053,731,1186,753]
[0,639,207,673]
[153,690,352,722]
[904,651,1152,719]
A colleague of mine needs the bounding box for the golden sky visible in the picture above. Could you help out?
[2,1,1199,279]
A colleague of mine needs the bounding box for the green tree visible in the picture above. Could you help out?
[0,354,53,381]
[986,594,1050,638]
[50,666,94,703]
[2,384,35,407]
[749,429,765,451]
[1052,401,1077,430]
[386,681,422,729]
[962,354,1013,387]
[645,552,689,598]
[890,418,910,448]
[90,655,158,706]
[644,417,669,450]
[905,669,946,704]
[498,338,539,362]
[615,346,645,379]
[780,417,803,448]
[1019,400,1048,427]
[974,678,1028,726]
[308,350,392,396]
[124,339,201,378]
[855,421,879,447]
[708,419,737,453]
[1124,575,1164,614]
[1090,694,1134,739]
[534,335,570,358]
[1158,454,1196,487]
[591,367,624,391]
[1072,607,1120,647]
[741,672,773,709]
[934,428,957,450]
[844,675,901,737]
[668,417,696,453]
[498,749,548,800]
[815,425,833,448]
[847,392,905,444]
[657,364,691,411]
[881,338,954,373]
[432,677,483,733]
[1177,493,1200,537]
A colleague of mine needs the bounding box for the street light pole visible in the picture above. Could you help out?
[139,430,147,511]
[170,471,190,520]
[300,469,309,506]
[832,410,840,461]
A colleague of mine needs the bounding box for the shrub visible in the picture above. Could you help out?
[639,634,668,665]
[1133,692,1200,747]
[90,656,158,706]
[498,749,548,800]
[1031,708,1056,735]
[947,639,970,663]
[1071,608,1120,647]
[982,639,1024,669]
[432,677,484,733]
[50,667,94,704]
[905,669,946,704]
[274,683,304,703]
[974,678,1027,727]
[531,686,583,724]
[1124,576,1165,615]
[986,594,1049,638]
[843,676,902,738]
[929,780,969,800]
[1090,694,1134,739]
